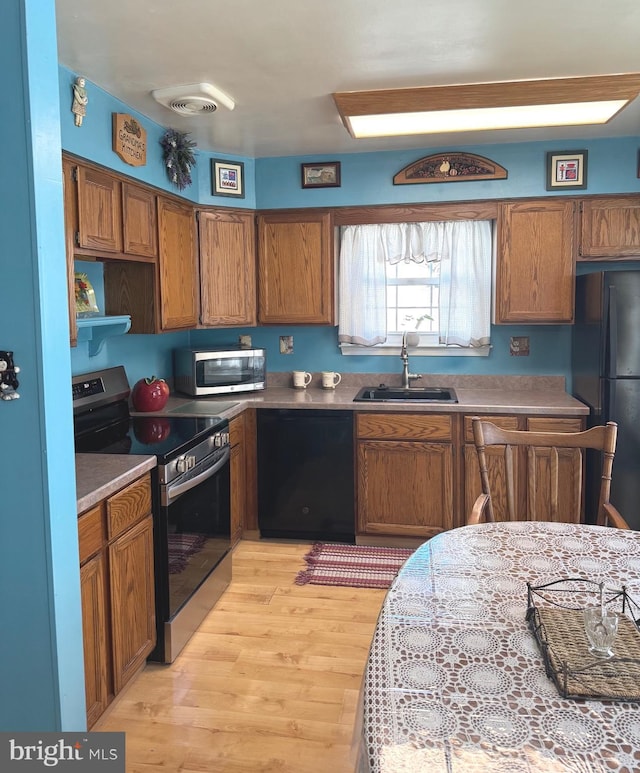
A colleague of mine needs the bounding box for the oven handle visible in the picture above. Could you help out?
[163,445,230,506]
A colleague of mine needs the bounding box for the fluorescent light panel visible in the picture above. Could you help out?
[333,74,640,138]
[349,100,628,138]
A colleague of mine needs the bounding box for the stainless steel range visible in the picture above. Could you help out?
[73,366,231,663]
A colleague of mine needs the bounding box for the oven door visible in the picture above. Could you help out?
[151,445,231,663]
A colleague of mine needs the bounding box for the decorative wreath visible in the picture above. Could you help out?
[160,129,197,191]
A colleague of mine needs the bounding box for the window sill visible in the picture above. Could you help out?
[340,344,491,357]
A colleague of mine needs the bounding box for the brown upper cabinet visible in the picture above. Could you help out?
[72,162,158,261]
[76,165,123,254]
[257,210,334,324]
[157,198,199,330]
[122,182,158,259]
[495,199,576,324]
[579,196,640,259]
[198,209,257,327]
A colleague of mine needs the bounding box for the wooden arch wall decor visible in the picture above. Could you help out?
[393,152,507,185]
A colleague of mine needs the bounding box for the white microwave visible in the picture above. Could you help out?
[173,347,266,397]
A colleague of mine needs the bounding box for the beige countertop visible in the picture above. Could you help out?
[76,453,156,515]
[153,380,589,420]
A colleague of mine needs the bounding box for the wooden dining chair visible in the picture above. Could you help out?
[467,418,629,529]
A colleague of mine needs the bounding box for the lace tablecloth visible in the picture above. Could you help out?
[359,521,640,773]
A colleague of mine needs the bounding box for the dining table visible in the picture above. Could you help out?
[357,521,640,773]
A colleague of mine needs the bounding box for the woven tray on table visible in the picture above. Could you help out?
[530,605,640,701]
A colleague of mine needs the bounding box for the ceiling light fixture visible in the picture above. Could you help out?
[333,74,640,138]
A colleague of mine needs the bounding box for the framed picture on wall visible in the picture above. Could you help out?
[301,161,341,188]
[546,150,588,190]
[211,158,245,198]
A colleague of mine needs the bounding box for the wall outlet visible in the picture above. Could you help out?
[279,335,294,354]
[510,336,530,356]
[239,334,252,348]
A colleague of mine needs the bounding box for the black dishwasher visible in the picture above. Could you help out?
[257,409,355,542]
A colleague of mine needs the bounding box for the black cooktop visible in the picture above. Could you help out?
[72,365,226,463]
[74,413,226,461]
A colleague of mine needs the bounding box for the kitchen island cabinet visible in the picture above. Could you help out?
[78,470,156,728]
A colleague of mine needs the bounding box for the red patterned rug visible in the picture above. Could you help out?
[294,542,415,589]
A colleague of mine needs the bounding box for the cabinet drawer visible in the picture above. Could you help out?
[107,475,152,541]
[356,413,452,440]
[78,504,105,564]
[464,415,519,442]
[229,414,245,447]
[526,417,584,433]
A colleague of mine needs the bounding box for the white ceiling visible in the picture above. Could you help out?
[55,0,640,159]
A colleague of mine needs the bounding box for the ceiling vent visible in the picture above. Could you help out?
[151,82,235,115]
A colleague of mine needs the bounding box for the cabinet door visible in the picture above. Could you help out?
[80,553,110,729]
[580,197,640,258]
[199,210,257,326]
[62,158,79,347]
[76,165,123,253]
[229,414,246,546]
[357,440,453,538]
[109,515,156,693]
[496,200,576,323]
[257,211,334,324]
[122,182,158,258]
[157,198,198,330]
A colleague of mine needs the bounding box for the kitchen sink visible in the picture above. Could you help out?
[353,386,458,403]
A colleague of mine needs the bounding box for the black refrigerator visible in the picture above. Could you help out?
[572,270,640,529]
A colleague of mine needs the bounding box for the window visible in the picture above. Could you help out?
[338,221,493,355]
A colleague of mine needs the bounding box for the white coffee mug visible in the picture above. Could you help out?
[321,371,342,389]
[292,370,312,389]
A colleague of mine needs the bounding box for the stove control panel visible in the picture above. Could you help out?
[72,376,104,401]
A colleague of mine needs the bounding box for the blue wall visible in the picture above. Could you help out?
[63,70,640,383]
[1,0,85,730]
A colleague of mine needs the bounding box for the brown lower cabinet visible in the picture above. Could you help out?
[78,472,156,728]
[462,415,585,524]
[356,411,586,539]
[356,413,455,539]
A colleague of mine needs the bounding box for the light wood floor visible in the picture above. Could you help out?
[95,540,386,772]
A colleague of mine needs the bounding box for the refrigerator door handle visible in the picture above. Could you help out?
[606,285,618,377]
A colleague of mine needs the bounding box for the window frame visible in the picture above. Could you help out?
[335,202,498,357]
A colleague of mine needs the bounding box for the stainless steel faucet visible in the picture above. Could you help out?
[400,331,422,388]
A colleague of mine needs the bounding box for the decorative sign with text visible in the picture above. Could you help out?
[112,113,147,167]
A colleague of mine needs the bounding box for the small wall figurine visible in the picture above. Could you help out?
[0,351,20,400]
[72,76,88,127]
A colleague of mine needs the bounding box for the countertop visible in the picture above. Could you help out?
[153,379,589,420]
[76,453,156,514]
[78,374,587,513]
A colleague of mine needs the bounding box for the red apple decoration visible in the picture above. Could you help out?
[131,376,170,412]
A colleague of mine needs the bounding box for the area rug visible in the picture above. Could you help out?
[168,533,206,574]
[294,542,415,589]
